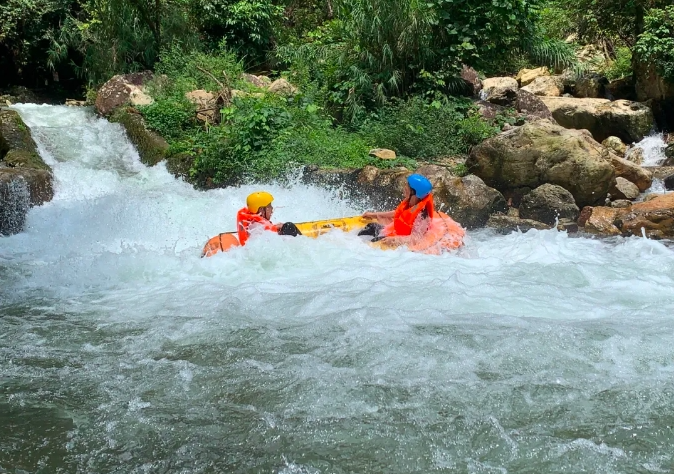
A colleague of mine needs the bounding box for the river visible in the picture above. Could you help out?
[2,105,674,473]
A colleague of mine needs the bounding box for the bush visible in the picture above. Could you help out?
[635,6,674,82]
[361,97,498,159]
[602,47,632,81]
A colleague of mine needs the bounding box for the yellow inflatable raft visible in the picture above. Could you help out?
[201,216,375,257]
[201,213,464,257]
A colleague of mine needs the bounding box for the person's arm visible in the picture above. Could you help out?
[363,211,395,219]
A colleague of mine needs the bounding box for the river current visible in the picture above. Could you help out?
[2,105,674,473]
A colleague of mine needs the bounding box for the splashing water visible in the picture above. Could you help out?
[2,105,674,473]
[630,133,668,166]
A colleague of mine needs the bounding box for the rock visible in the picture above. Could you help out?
[0,110,54,235]
[625,147,645,165]
[369,148,396,160]
[575,74,608,99]
[580,206,622,235]
[634,60,674,132]
[467,120,616,208]
[65,99,87,106]
[241,73,269,88]
[611,156,652,192]
[129,88,153,107]
[643,193,661,202]
[580,194,674,238]
[664,144,674,166]
[611,177,640,200]
[519,183,580,225]
[304,165,505,229]
[644,165,674,179]
[540,97,655,144]
[516,67,550,86]
[430,173,508,229]
[521,76,564,97]
[481,77,519,106]
[602,136,627,157]
[557,218,579,233]
[617,194,674,238]
[185,89,220,123]
[606,77,636,101]
[267,78,297,95]
[474,100,506,121]
[576,44,609,66]
[109,108,168,166]
[611,199,633,208]
[486,214,551,234]
[166,152,195,181]
[460,65,482,96]
[665,174,674,191]
[516,90,554,121]
[95,71,153,116]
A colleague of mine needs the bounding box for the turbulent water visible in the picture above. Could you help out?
[2,105,674,474]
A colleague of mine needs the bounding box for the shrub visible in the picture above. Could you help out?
[361,97,498,159]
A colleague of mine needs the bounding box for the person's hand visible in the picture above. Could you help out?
[363,211,377,218]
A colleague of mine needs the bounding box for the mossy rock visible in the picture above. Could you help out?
[110,108,168,166]
[4,149,50,171]
[0,110,44,165]
[166,152,195,181]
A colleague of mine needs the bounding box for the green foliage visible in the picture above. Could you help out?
[635,6,674,82]
[140,99,195,139]
[361,97,498,159]
[191,0,283,65]
[601,46,633,80]
[154,44,243,94]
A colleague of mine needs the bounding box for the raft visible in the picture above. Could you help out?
[201,213,465,257]
[201,215,376,257]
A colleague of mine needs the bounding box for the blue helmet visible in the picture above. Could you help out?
[407,174,432,199]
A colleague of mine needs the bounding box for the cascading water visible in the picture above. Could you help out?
[2,104,674,473]
[0,177,30,235]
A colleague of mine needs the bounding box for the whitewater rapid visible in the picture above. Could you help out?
[2,105,674,473]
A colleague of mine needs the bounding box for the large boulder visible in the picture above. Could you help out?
[617,194,674,238]
[521,76,563,97]
[95,71,154,116]
[467,120,616,208]
[664,173,674,191]
[516,90,554,121]
[610,156,652,192]
[0,110,53,235]
[580,194,674,238]
[460,65,483,97]
[575,74,608,99]
[426,172,507,229]
[540,97,655,143]
[610,177,640,200]
[481,77,519,106]
[516,67,550,86]
[519,184,580,225]
[303,164,506,228]
[267,78,298,95]
[634,60,674,132]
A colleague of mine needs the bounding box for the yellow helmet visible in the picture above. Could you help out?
[246,191,274,213]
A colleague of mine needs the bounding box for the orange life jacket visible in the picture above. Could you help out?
[236,207,278,246]
[384,193,435,237]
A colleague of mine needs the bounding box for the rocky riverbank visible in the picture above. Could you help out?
[86,64,674,240]
[0,109,53,235]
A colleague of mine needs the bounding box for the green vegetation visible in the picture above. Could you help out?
[138,49,493,185]
[4,0,674,186]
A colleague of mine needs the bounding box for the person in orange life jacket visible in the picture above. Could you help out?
[358,174,434,241]
[236,191,301,246]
